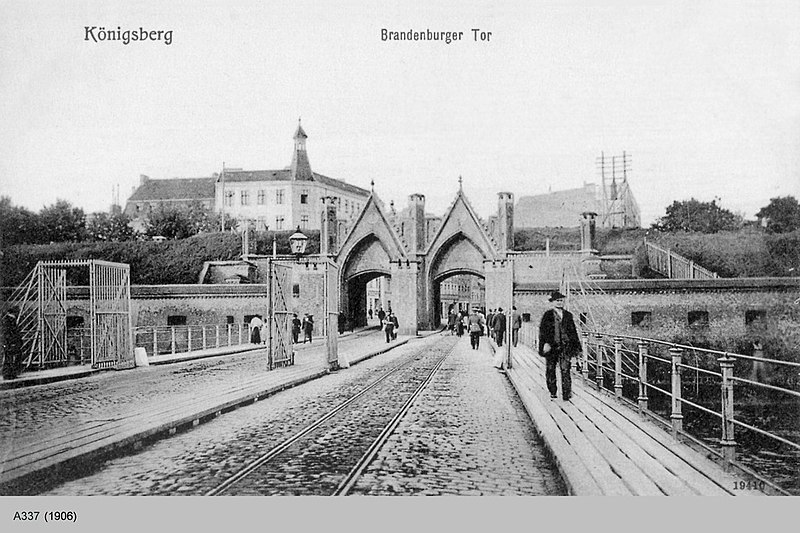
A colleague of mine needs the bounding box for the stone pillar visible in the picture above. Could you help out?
[320,197,338,256]
[484,259,513,315]
[497,192,514,252]
[390,260,419,336]
[580,212,598,252]
[408,194,426,253]
[580,211,603,278]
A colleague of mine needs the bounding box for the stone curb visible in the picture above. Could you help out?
[0,336,417,494]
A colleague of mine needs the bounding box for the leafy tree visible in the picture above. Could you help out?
[143,203,237,239]
[38,199,87,243]
[653,198,741,233]
[756,196,800,233]
[87,211,137,242]
[0,196,41,245]
[144,205,193,240]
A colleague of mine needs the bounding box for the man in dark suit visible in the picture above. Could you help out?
[538,291,580,401]
[493,307,507,347]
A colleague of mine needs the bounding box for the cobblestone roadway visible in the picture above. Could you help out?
[41,334,565,496]
[41,336,438,495]
[0,332,388,451]
[352,336,567,495]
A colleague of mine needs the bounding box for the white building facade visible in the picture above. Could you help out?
[215,123,369,232]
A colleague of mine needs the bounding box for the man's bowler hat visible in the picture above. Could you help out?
[548,290,566,302]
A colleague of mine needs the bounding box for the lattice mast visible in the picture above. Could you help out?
[596,151,639,228]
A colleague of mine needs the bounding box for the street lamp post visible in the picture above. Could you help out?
[286,227,340,371]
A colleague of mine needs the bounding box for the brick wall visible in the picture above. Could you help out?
[513,278,800,354]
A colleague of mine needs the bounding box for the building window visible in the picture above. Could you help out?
[226,316,235,324]
[301,215,309,229]
[257,190,266,205]
[578,313,587,326]
[256,217,267,231]
[241,190,249,206]
[292,283,300,297]
[225,191,234,207]
[688,310,709,327]
[300,190,308,204]
[745,309,767,326]
[167,315,187,326]
[275,216,285,230]
[522,313,531,323]
[276,189,284,204]
[67,316,85,329]
[631,311,652,327]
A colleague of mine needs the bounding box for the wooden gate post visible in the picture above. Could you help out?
[670,347,684,437]
[614,337,623,397]
[581,331,589,381]
[637,341,649,413]
[718,356,737,469]
[595,333,604,390]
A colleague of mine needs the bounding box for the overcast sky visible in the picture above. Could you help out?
[1,0,798,226]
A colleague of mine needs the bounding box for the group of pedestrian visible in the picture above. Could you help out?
[382,309,399,343]
[296,314,314,343]
[447,309,469,337]
[249,312,314,346]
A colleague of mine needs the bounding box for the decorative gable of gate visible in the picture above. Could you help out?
[337,193,408,278]
[425,189,499,271]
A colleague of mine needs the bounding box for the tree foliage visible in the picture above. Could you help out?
[0,196,40,246]
[144,202,237,240]
[756,196,800,233]
[86,211,137,242]
[38,199,88,243]
[653,198,741,233]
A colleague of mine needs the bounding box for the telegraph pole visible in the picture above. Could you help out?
[220,162,226,232]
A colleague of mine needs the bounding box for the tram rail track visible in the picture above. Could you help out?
[205,333,455,496]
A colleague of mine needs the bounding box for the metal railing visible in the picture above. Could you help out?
[645,240,718,279]
[133,323,250,357]
[518,322,799,494]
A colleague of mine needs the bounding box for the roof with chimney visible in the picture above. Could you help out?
[219,170,368,196]
[128,177,215,202]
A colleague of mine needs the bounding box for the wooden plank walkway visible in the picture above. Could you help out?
[0,335,413,495]
[505,344,764,496]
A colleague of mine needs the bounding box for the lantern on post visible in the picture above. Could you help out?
[288,226,308,258]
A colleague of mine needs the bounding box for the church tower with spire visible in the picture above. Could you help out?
[290,120,314,181]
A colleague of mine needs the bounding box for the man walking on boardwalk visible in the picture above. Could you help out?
[538,291,580,401]
[467,308,485,350]
[493,307,506,347]
[511,306,522,347]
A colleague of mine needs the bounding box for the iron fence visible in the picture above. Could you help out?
[518,321,800,494]
[133,323,250,357]
[645,240,718,279]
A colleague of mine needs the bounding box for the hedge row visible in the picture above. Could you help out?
[1,230,321,287]
[2,227,796,287]
[647,229,800,278]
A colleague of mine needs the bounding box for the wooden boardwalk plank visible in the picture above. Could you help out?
[509,345,761,496]
[511,357,645,495]
[508,360,633,495]
[513,353,690,494]
[508,372,604,495]
[574,375,757,496]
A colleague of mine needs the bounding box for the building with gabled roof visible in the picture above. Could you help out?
[216,122,369,232]
[124,122,370,233]
[124,176,215,218]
